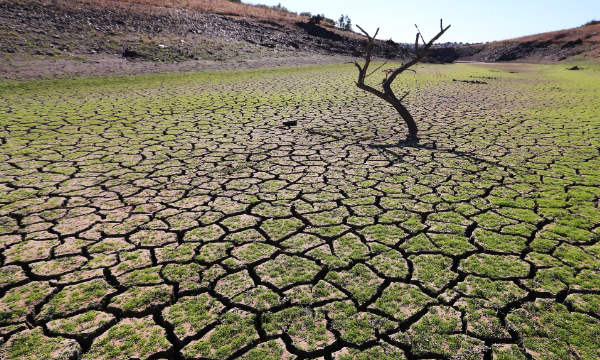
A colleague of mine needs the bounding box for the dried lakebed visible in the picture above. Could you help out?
[0,63,599,359]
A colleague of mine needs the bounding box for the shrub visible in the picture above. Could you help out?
[583,19,600,26]
[311,14,335,26]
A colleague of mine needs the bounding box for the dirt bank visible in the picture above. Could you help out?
[0,0,412,80]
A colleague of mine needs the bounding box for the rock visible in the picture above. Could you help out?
[122,48,140,58]
[562,38,583,49]
[283,120,297,126]
[297,21,342,41]
[452,79,487,84]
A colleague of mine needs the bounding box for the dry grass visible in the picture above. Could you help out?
[83,0,303,20]
[498,23,600,44]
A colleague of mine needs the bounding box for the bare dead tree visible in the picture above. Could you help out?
[353,20,450,140]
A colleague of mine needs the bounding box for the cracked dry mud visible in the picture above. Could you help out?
[0,62,599,360]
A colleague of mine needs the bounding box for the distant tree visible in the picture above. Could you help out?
[352,20,450,140]
[300,12,312,17]
[337,14,353,31]
[344,15,352,31]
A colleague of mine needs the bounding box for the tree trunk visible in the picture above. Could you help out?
[389,100,418,140]
[356,82,419,140]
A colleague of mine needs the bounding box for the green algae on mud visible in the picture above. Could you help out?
[0,62,599,359]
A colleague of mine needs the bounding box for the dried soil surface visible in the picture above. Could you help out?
[0,53,355,81]
[0,63,599,359]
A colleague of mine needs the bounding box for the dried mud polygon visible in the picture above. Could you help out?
[0,62,599,359]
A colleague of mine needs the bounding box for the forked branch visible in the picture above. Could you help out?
[383,21,451,88]
[352,20,450,140]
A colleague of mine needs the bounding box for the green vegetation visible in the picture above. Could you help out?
[257,254,321,288]
[182,310,257,359]
[108,285,172,313]
[0,282,54,324]
[38,280,115,320]
[460,254,530,279]
[394,306,485,358]
[326,263,382,304]
[327,300,395,344]
[234,286,281,309]
[240,340,286,360]
[47,311,115,338]
[368,249,409,278]
[161,262,204,292]
[262,307,332,351]
[118,266,163,286]
[411,254,457,292]
[83,316,171,360]
[0,328,80,360]
[507,300,600,359]
[336,344,406,360]
[163,294,223,341]
[372,283,434,321]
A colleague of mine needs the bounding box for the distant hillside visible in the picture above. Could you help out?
[0,0,409,64]
[501,20,600,44]
[439,21,600,63]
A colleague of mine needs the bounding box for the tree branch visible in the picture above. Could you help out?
[356,24,369,38]
[383,23,451,90]
[398,91,410,102]
[415,24,426,48]
[365,60,388,79]
[354,25,379,85]
[414,33,419,56]
[354,62,364,84]
[356,83,388,102]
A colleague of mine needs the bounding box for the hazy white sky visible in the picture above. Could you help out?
[246,0,600,43]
